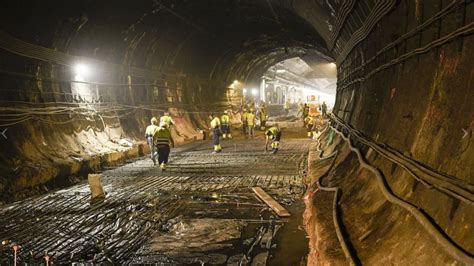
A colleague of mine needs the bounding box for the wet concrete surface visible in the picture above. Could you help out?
[0,127,311,264]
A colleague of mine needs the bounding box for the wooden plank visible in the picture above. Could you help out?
[252,187,291,217]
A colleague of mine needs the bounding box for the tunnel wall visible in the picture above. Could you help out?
[307,0,474,264]
[0,4,234,202]
[335,0,473,181]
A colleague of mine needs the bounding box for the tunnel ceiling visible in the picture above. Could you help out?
[0,0,358,86]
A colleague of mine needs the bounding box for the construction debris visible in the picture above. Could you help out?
[87,174,105,202]
[252,187,291,217]
[150,219,246,253]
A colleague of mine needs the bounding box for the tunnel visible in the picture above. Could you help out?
[0,0,473,264]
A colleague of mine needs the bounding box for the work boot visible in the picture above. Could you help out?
[271,148,278,154]
[160,163,167,171]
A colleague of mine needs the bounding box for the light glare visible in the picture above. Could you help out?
[74,63,90,77]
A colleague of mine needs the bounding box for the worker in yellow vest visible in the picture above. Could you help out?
[221,110,232,139]
[304,116,316,138]
[302,103,310,126]
[145,117,159,165]
[209,114,222,153]
[297,102,303,116]
[154,122,174,170]
[247,109,256,138]
[160,111,175,127]
[265,126,282,154]
[242,108,248,134]
[283,100,290,116]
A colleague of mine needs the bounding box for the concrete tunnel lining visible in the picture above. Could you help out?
[0,0,473,264]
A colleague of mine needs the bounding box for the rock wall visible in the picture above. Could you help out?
[0,3,234,202]
[298,1,474,264]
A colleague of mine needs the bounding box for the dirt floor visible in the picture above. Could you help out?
[0,123,312,265]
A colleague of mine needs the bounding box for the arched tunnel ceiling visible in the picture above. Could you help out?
[0,0,351,86]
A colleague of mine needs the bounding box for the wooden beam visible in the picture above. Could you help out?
[252,187,290,217]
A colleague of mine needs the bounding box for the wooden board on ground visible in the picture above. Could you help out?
[252,187,291,217]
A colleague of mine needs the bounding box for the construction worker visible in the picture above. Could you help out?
[247,109,256,138]
[304,116,316,138]
[302,103,310,126]
[265,125,282,154]
[154,122,174,170]
[258,103,268,130]
[242,108,249,134]
[145,117,159,165]
[209,114,222,153]
[221,110,232,139]
[283,100,290,116]
[160,111,175,127]
[297,102,304,117]
[321,101,328,118]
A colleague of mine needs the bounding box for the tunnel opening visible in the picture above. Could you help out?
[0,0,473,265]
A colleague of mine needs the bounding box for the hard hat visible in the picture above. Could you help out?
[224,110,228,114]
[151,117,158,124]
[159,122,168,128]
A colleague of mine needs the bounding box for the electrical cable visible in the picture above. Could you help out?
[330,123,474,264]
[338,21,474,91]
[339,0,464,85]
[330,114,474,204]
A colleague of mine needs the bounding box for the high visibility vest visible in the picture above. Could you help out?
[259,110,267,120]
[304,117,314,125]
[242,112,248,123]
[266,127,280,139]
[221,114,230,125]
[303,106,310,115]
[247,113,256,126]
[160,115,174,126]
[211,117,221,128]
[154,127,171,145]
[284,102,289,109]
[145,124,159,137]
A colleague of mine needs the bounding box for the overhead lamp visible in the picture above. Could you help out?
[243,88,247,94]
[233,80,238,84]
[251,89,258,95]
[74,63,90,77]
[329,62,336,67]
[276,69,286,73]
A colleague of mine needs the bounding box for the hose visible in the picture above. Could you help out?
[336,0,397,65]
[330,114,474,204]
[331,125,474,264]
[0,30,177,81]
[339,20,474,91]
[328,0,357,51]
[339,0,464,85]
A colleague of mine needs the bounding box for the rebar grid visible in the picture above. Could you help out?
[0,138,309,264]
